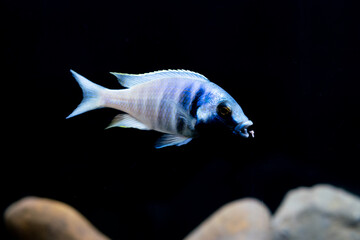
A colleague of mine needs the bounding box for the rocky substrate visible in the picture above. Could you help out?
[4,184,360,240]
[4,197,110,240]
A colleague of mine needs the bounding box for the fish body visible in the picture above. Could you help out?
[67,70,253,148]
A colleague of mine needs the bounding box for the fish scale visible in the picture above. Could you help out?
[67,69,253,148]
[150,78,198,134]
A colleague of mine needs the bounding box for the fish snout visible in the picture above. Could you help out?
[234,120,254,138]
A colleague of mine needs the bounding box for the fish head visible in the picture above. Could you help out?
[215,99,254,138]
[196,92,254,138]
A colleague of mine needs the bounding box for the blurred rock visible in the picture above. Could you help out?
[4,196,110,240]
[272,184,360,240]
[184,198,272,240]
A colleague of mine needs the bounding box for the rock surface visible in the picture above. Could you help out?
[184,198,272,240]
[272,184,360,240]
[6,185,360,240]
[4,196,110,240]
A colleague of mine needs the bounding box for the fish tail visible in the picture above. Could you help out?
[66,70,107,119]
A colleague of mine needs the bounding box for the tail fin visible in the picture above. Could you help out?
[66,70,106,119]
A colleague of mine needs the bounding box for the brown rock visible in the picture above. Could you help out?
[272,184,360,240]
[4,196,110,240]
[184,198,272,240]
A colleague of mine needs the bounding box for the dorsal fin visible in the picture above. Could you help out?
[110,69,209,88]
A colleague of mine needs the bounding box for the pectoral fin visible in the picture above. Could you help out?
[106,114,151,130]
[155,134,192,149]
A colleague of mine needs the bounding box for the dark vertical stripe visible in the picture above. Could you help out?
[157,97,167,127]
[157,85,176,129]
[176,115,185,134]
[179,84,193,111]
[190,87,205,117]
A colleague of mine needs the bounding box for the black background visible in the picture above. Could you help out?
[2,0,360,239]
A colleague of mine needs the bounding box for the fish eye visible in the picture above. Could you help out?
[217,102,232,117]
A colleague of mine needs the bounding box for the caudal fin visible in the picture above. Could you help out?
[66,70,106,119]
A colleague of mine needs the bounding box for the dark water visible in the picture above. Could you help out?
[3,0,360,239]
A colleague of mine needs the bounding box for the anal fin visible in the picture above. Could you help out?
[155,134,192,149]
[106,114,151,130]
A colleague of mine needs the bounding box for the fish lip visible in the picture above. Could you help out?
[234,120,253,138]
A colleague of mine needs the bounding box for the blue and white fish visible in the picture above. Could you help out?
[67,69,254,148]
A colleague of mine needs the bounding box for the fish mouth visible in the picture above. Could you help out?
[234,120,254,138]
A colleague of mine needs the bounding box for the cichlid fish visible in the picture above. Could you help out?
[67,69,254,148]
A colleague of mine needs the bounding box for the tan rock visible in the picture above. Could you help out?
[4,196,110,240]
[184,198,272,240]
[272,184,360,240]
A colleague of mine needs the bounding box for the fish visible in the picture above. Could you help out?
[67,69,254,148]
